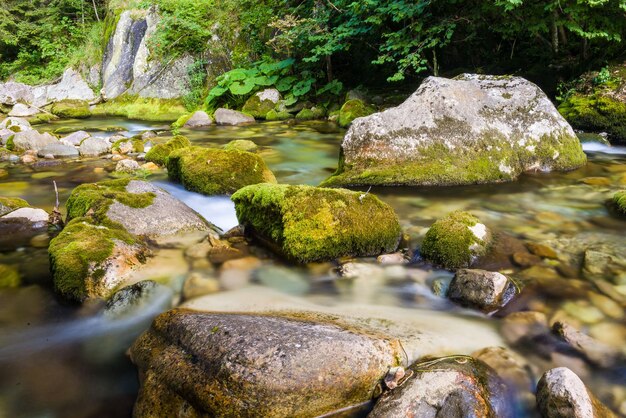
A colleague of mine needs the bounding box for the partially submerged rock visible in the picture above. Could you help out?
[182,110,212,128]
[78,137,111,156]
[9,130,57,152]
[552,322,623,368]
[223,139,258,152]
[104,280,170,319]
[0,196,29,216]
[131,308,403,417]
[144,135,190,165]
[338,99,375,128]
[231,183,401,262]
[213,108,255,125]
[536,367,617,418]
[50,99,91,119]
[369,356,513,418]
[447,268,518,313]
[0,116,31,131]
[421,211,491,269]
[167,146,276,195]
[9,103,40,117]
[115,159,141,173]
[36,143,79,158]
[61,130,90,146]
[322,74,586,187]
[49,217,148,301]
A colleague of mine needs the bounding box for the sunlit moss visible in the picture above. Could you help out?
[144,135,190,165]
[338,99,375,128]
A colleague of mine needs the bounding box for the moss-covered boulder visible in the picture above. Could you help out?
[144,135,190,165]
[613,191,626,215]
[295,107,325,121]
[558,63,626,143]
[231,183,401,262]
[322,75,586,187]
[112,137,145,154]
[0,264,21,288]
[49,217,148,301]
[91,96,187,122]
[338,99,375,128]
[266,109,293,121]
[0,196,29,216]
[223,139,258,152]
[242,95,276,119]
[167,146,276,195]
[421,211,492,269]
[50,100,91,119]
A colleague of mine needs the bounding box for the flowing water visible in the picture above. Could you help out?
[1,118,625,417]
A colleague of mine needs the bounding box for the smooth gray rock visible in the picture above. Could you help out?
[369,356,514,418]
[255,88,281,103]
[9,103,39,117]
[62,130,90,146]
[115,159,140,173]
[183,110,212,128]
[11,130,57,152]
[536,367,616,418]
[0,82,33,105]
[78,137,111,156]
[130,309,403,417]
[46,68,95,102]
[0,116,31,131]
[106,180,218,239]
[214,108,255,125]
[37,143,79,158]
[0,128,14,145]
[447,268,518,313]
[1,207,48,227]
[323,74,586,187]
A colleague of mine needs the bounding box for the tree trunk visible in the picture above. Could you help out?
[551,9,559,55]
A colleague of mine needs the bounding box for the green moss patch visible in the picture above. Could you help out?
[613,191,626,215]
[112,137,145,153]
[296,107,325,121]
[65,178,156,225]
[49,217,141,301]
[223,139,258,152]
[50,100,92,119]
[172,113,192,129]
[559,94,626,142]
[266,109,293,121]
[231,183,401,263]
[91,95,187,122]
[338,99,375,128]
[167,146,276,195]
[0,264,21,288]
[242,95,275,119]
[0,196,29,216]
[145,135,191,165]
[421,211,490,269]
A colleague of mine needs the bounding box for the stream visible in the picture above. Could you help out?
[1,118,625,417]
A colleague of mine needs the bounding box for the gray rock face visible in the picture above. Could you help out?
[323,74,586,187]
[46,68,95,103]
[214,108,255,125]
[37,143,79,158]
[0,82,34,105]
[9,103,40,117]
[78,137,111,156]
[0,117,31,131]
[369,356,513,418]
[447,269,518,313]
[106,180,217,238]
[183,110,212,128]
[61,130,90,146]
[102,9,191,100]
[536,367,616,418]
[11,130,58,152]
[256,88,281,103]
[130,309,403,417]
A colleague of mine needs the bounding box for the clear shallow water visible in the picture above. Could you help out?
[1,118,625,417]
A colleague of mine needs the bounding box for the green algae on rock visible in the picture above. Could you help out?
[0,196,29,216]
[0,264,21,288]
[265,109,293,121]
[323,74,587,187]
[231,183,401,262]
[49,217,147,302]
[421,211,491,269]
[144,135,190,165]
[338,99,375,128]
[613,191,626,215]
[91,96,187,122]
[241,94,276,119]
[295,107,325,121]
[167,146,276,195]
[50,100,91,119]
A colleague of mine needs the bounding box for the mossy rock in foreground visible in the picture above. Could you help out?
[144,135,190,165]
[613,191,626,215]
[421,211,491,269]
[50,100,91,119]
[0,196,29,216]
[49,217,147,302]
[558,94,626,142]
[167,146,276,195]
[338,99,376,128]
[231,183,402,263]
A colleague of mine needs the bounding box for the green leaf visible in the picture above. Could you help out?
[229,79,256,95]
[275,76,297,92]
[283,94,298,106]
[251,75,279,86]
[292,78,315,97]
[259,58,295,75]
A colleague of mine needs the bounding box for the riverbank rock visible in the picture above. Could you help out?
[421,211,492,269]
[213,108,255,125]
[167,146,276,195]
[447,269,518,313]
[536,367,617,418]
[231,183,401,262]
[49,217,148,301]
[0,116,31,131]
[115,159,140,173]
[9,130,57,152]
[50,100,91,119]
[9,103,40,117]
[130,308,403,417]
[37,143,79,158]
[78,137,111,156]
[144,135,190,165]
[61,130,90,146]
[369,356,513,418]
[65,179,218,240]
[182,111,212,128]
[322,74,586,187]
[242,89,281,119]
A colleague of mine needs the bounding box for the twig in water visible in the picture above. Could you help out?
[49,181,64,230]
[358,186,372,203]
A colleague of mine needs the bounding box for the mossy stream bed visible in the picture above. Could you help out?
[1,118,625,417]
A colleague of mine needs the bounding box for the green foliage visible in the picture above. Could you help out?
[183,60,208,111]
